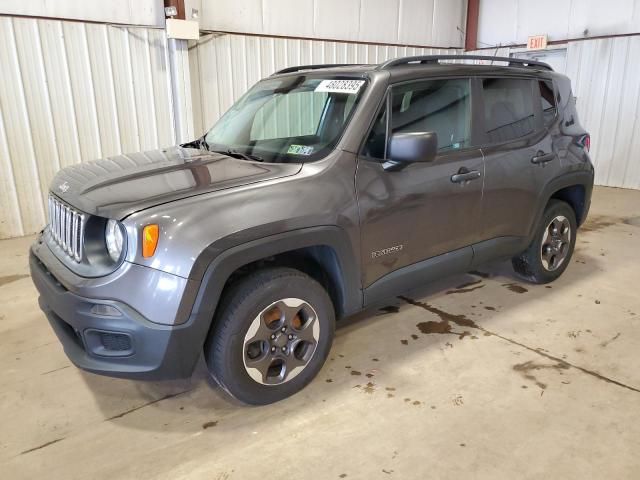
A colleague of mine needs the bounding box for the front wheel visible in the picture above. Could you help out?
[512,199,577,284]
[205,267,335,405]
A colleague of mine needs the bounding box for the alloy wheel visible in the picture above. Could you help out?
[242,298,320,385]
[541,215,571,271]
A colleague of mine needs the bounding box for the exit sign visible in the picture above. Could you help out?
[527,35,548,50]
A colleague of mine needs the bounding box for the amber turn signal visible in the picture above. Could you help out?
[142,224,159,258]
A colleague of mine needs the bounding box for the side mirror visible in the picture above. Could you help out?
[385,132,438,171]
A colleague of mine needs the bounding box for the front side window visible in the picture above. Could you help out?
[204,76,365,162]
[482,78,535,143]
[390,79,471,152]
[362,102,387,159]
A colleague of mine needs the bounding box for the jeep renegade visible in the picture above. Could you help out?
[30,55,593,405]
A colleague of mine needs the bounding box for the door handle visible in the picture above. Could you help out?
[451,168,481,183]
[531,151,556,164]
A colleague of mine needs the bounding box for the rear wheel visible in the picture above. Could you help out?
[512,200,577,284]
[205,267,335,405]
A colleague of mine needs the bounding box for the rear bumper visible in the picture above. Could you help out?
[580,171,594,226]
[30,244,206,380]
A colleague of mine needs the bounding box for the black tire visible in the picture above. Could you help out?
[204,267,335,405]
[512,199,577,284]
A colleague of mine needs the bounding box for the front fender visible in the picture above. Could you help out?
[170,226,362,368]
[189,225,362,320]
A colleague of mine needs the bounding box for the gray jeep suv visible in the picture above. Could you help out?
[30,55,593,405]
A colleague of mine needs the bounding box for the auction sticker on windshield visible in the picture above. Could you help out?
[315,79,365,94]
[287,145,314,156]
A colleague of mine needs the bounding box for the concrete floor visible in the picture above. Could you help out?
[1,186,639,479]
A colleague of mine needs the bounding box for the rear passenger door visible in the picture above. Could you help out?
[478,77,559,249]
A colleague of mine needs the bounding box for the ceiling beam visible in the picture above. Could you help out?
[465,0,480,51]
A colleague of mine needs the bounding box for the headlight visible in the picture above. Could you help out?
[105,219,124,262]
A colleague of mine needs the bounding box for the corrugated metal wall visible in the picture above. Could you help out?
[0,17,176,239]
[471,36,640,190]
[478,0,640,47]
[189,32,458,136]
[198,0,467,48]
[0,0,164,27]
[566,36,640,189]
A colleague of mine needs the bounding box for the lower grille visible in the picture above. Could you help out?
[48,195,85,262]
[100,332,132,352]
[84,329,134,357]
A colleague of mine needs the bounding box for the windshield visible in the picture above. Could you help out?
[203,76,366,163]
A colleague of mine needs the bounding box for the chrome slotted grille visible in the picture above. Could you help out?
[48,195,85,262]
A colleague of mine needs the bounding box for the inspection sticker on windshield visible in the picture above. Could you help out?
[287,145,314,156]
[315,79,365,94]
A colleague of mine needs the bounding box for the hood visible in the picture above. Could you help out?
[49,147,302,219]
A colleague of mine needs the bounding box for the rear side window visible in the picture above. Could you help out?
[482,78,535,143]
[390,79,471,152]
[539,80,557,127]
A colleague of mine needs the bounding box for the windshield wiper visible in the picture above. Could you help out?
[199,137,211,151]
[217,149,264,162]
[180,136,210,151]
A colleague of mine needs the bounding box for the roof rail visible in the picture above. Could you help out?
[273,63,362,75]
[376,55,553,71]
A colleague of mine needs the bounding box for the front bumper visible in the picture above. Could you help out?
[30,242,206,380]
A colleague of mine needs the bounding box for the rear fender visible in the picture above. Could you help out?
[529,170,594,240]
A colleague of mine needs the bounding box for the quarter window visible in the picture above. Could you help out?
[539,80,557,127]
[482,78,535,143]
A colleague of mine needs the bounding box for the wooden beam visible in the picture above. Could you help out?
[465,0,480,51]
[164,0,186,20]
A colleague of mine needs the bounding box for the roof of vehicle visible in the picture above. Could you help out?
[271,55,557,81]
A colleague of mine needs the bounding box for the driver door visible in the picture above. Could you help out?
[356,77,484,299]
